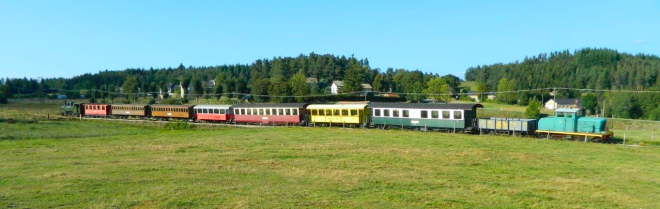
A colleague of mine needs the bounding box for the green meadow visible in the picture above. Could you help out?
[1,120,659,208]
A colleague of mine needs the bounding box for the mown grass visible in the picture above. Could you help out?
[1,121,659,208]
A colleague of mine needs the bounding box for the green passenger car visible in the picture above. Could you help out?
[369,103,483,131]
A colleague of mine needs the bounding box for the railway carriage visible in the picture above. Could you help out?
[307,103,370,127]
[368,103,483,131]
[110,104,150,118]
[478,118,538,135]
[193,105,233,122]
[82,104,111,117]
[233,103,307,125]
[150,105,195,120]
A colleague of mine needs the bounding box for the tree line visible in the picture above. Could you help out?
[465,48,660,120]
[0,53,464,104]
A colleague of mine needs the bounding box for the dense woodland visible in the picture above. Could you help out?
[0,53,460,104]
[466,48,660,120]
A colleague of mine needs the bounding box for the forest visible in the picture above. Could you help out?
[465,48,660,120]
[0,53,459,104]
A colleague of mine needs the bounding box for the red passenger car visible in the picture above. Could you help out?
[193,105,233,122]
[82,104,111,117]
[233,103,308,125]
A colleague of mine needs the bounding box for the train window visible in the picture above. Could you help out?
[265,109,270,115]
[384,109,390,117]
[293,109,298,115]
[402,110,409,118]
[286,109,292,115]
[202,109,207,114]
[557,112,565,117]
[277,109,282,115]
[342,110,348,116]
[217,109,222,114]
[442,111,450,119]
[333,109,339,116]
[393,110,399,117]
[317,109,324,116]
[258,109,263,115]
[311,109,317,115]
[374,109,381,116]
[323,109,330,116]
[351,110,357,116]
[243,109,248,115]
[421,110,428,118]
[454,111,462,120]
[431,111,439,119]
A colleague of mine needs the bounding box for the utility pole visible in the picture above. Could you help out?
[553,87,556,109]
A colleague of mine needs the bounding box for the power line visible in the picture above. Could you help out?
[12,86,660,98]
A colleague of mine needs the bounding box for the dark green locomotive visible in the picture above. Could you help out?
[61,101,82,116]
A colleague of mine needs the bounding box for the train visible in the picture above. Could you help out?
[61,101,614,141]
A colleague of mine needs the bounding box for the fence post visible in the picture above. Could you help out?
[623,133,626,145]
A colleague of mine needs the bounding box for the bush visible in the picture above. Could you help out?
[0,95,7,104]
[524,98,542,119]
[147,98,156,105]
[181,98,189,104]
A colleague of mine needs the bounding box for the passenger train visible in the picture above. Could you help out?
[61,101,614,141]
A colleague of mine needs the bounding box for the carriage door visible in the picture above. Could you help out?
[555,111,567,132]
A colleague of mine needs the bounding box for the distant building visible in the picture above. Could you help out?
[466,91,496,102]
[205,80,216,89]
[305,78,318,85]
[331,81,344,94]
[56,95,67,100]
[331,81,372,94]
[361,84,373,92]
[544,98,581,110]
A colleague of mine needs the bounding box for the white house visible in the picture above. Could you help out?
[331,81,344,94]
[545,98,581,110]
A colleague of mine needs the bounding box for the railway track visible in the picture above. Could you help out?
[81,117,277,128]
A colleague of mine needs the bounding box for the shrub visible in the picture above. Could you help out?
[160,98,182,105]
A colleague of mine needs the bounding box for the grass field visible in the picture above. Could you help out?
[1,120,659,208]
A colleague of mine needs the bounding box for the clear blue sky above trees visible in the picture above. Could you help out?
[1,0,659,79]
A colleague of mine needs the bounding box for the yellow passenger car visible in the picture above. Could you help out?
[307,104,369,126]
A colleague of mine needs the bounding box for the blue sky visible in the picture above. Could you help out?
[1,0,659,79]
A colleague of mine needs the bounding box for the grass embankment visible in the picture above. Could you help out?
[1,121,659,208]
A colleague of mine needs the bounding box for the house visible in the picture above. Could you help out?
[331,81,344,94]
[466,91,496,102]
[544,98,581,110]
[205,80,216,90]
[305,78,318,85]
[361,84,373,92]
